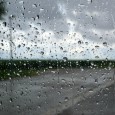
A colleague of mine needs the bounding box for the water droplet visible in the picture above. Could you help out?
[85,42,88,45]
[61,79,66,83]
[64,97,69,102]
[57,91,61,95]
[19,1,24,4]
[36,15,39,19]
[41,29,45,34]
[40,51,44,55]
[103,42,107,46]
[60,47,63,50]
[95,56,99,59]
[95,78,98,83]
[32,4,37,8]
[3,22,7,27]
[80,85,84,90]
[37,94,41,99]
[0,101,2,106]
[78,40,82,45]
[1,43,4,46]
[38,105,41,109]
[63,57,68,62]
[16,105,20,109]
[9,98,13,103]
[20,91,24,95]
[18,45,21,48]
[87,0,93,4]
[51,71,56,73]
[89,89,93,93]
[95,45,99,48]
[100,37,103,39]
[49,66,52,69]
[40,8,44,13]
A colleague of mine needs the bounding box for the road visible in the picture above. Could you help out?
[58,84,115,115]
[0,68,114,115]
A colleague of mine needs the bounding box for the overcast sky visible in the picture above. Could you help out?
[0,0,115,60]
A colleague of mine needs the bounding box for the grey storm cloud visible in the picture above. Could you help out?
[5,0,115,33]
[0,0,115,59]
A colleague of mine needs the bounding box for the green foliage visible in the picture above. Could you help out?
[0,60,115,80]
[0,0,6,20]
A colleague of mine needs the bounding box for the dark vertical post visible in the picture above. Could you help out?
[9,16,14,113]
[9,16,13,60]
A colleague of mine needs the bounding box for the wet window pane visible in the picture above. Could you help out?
[0,0,115,115]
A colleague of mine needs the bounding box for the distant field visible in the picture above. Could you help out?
[0,60,115,80]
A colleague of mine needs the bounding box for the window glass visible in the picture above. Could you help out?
[0,0,115,115]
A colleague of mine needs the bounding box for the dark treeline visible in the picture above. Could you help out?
[0,0,6,20]
[0,60,115,70]
[0,60,115,80]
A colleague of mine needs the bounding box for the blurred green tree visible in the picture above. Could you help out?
[0,0,6,20]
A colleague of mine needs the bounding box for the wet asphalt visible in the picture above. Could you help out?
[57,84,115,115]
[0,68,114,115]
